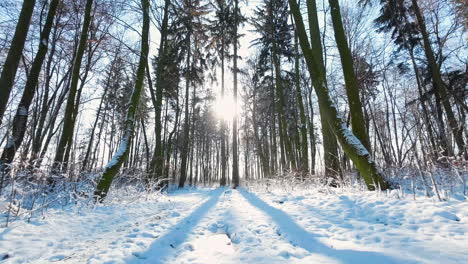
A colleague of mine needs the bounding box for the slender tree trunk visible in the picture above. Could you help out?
[0,0,59,181]
[94,0,150,201]
[219,34,227,187]
[52,0,94,173]
[292,17,309,175]
[178,21,192,188]
[0,0,36,124]
[232,0,240,188]
[148,0,170,184]
[411,0,466,159]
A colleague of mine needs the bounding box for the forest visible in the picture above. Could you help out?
[0,0,467,263]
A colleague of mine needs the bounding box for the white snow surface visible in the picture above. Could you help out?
[1,187,467,264]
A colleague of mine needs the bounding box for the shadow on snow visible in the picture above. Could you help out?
[125,188,223,264]
[238,188,417,264]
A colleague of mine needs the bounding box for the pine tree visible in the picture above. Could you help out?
[252,0,295,171]
[207,0,236,186]
[175,0,210,188]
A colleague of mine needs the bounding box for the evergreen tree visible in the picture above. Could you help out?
[174,0,210,188]
[252,0,296,171]
[206,0,236,186]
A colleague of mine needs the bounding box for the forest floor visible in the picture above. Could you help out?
[0,187,467,264]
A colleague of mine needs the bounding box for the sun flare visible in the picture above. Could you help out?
[213,95,240,121]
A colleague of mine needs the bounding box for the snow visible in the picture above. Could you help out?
[339,123,370,157]
[1,187,467,263]
[105,132,130,169]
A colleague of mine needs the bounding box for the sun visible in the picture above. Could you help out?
[213,95,240,121]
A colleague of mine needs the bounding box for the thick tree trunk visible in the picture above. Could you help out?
[307,0,341,181]
[0,0,36,125]
[94,0,150,201]
[290,0,389,190]
[328,0,371,152]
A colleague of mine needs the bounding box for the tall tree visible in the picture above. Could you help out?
[328,0,371,151]
[0,0,36,125]
[148,0,170,186]
[291,16,309,175]
[207,0,236,186]
[289,0,390,190]
[177,0,209,188]
[371,0,467,159]
[94,0,150,201]
[52,0,94,173]
[252,0,296,171]
[410,0,466,159]
[0,0,60,177]
[307,0,341,181]
[231,0,240,187]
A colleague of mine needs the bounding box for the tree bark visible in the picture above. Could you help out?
[52,0,94,173]
[328,0,371,152]
[289,0,389,190]
[307,0,341,181]
[148,0,170,185]
[0,0,36,125]
[0,0,60,180]
[94,0,150,201]
[232,0,240,188]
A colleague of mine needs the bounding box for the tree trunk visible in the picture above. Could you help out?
[232,0,240,188]
[307,0,341,181]
[52,0,94,173]
[0,0,59,180]
[289,0,389,190]
[292,17,309,175]
[94,0,150,201]
[328,0,371,152]
[0,0,36,125]
[219,33,227,187]
[148,0,170,184]
[178,24,192,188]
[411,0,466,159]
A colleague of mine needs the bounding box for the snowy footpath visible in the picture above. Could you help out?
[1,187,467,264]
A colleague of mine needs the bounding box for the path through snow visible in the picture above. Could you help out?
[1,188,467,263]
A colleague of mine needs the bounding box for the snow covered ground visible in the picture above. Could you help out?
[1,187,467,263]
